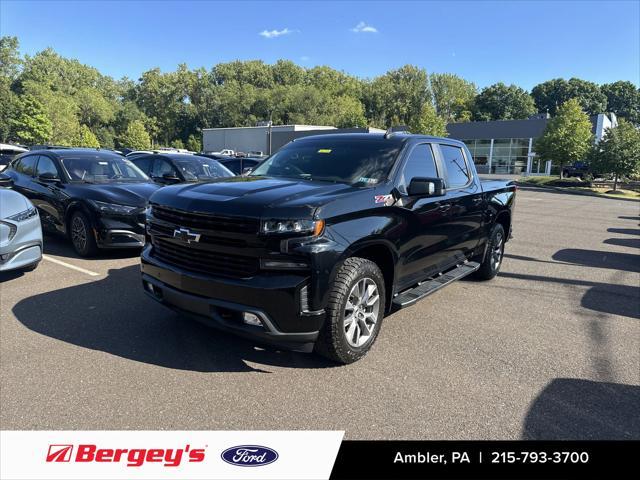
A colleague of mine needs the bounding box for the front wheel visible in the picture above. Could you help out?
[474,223,505,280]
[69,211,98,257]
[315,257,386,364]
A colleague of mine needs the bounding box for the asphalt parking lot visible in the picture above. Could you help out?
[1,187,638,439]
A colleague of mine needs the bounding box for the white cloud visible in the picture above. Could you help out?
[259,28,295,38]
[351,21,378,33]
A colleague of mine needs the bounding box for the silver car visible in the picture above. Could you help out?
[0,177,43,272]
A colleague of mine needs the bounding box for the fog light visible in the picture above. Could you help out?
[243,312,262,327]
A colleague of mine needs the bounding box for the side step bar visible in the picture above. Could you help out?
[392,261,480,309]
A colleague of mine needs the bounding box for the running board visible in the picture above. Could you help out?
[392,261,480,309]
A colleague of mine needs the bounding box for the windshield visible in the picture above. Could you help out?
[250,138,402,186]
[61,156,149,183]
[174,156,234,180]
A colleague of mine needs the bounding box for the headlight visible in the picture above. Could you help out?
[91,200,139,215]
[7,206,38,222]
[261,219,325,236]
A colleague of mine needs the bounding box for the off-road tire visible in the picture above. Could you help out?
[315,257,386,364]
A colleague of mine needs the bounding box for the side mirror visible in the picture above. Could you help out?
[0,173,14,188]
[38,171,60,183]
[156,172,180,184]
[408,177,446,197]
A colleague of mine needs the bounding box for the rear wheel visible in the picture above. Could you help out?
[315,257,386,364]
[70,211,98,257]
[474,223,505,280]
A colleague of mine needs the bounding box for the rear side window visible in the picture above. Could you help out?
[401,144,438,192]
[36,156,59,177]
[132,156,153,174]
[17,155,38,176]
[440,145,471,188]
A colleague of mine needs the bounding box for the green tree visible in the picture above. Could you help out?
[76,124,100,148]
[531,78,607,116]
[186,134,201,152]
[170,139,185,149]
[588,119,640,190]
[0,36,22,141]
[410,103,448,137]
[534,99,594,179]
[601,81,640,125]
[430,73,476,123]
[364,65,431,128]
[118,120,151,150]
[473,83,536,121]
[12,94,52,144]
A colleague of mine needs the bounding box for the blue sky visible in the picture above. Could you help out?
[1,0,638,89]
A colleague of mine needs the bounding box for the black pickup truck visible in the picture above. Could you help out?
[141,133,516,363]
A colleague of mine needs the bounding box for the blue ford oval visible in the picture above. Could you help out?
[221,445,279,467]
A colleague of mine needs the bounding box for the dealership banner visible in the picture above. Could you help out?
[0,431,343,480]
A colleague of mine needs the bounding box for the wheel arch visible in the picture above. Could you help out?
[336,240,397,314]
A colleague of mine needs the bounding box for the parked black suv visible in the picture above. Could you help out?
[130,153,234,185]
[141,134,516,363]
[5,149,161,256]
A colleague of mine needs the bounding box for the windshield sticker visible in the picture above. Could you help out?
[317,149,332,154]
[375,194,394,206]
[358,177,378,184]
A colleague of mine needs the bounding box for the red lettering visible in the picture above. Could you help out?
[75,445,96,462]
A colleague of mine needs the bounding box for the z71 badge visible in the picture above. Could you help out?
[374,194,394,206]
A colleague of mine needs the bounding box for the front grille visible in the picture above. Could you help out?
[152,238,258,278]
[148,222,243,247]
[152,205,259,234]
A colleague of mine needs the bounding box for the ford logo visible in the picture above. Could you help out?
[221,445,279,467]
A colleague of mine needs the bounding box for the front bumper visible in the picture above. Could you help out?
[141,246,324,352]
[0,215,43,272]
[94,213,146,248]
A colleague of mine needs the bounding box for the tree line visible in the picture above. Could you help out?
[1,36,639,151]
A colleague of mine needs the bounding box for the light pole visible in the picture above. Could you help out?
[267,110,273,156]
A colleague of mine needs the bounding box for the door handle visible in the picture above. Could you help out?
[472,197,483,205]
[438,203,451,212]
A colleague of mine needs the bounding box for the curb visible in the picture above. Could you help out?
[516,181,640,202]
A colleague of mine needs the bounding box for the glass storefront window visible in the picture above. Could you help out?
[458,137,532,174]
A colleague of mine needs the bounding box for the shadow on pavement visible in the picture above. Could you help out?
[499,272,640,319]
[603,237,640,249]
[43,233,141,260]
[0,269,27,282]
[607,227,640,236]
[522,378,640,439]
[618,216,639,222]
[12,265,334,372]
[552,248,640,273]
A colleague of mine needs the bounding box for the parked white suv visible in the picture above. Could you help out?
[0,175,42,272]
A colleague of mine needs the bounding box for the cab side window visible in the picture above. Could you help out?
[400,144,438,193]
[35,156,59,177]
[440,145,471,188]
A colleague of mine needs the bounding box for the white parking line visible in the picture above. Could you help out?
[42,255,100,277]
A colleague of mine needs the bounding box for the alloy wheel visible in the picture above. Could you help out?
[344,277,380,348]
[71,216,88,252]
[492,231,504,271]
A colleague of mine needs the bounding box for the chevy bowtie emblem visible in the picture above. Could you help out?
[173,227,201,243]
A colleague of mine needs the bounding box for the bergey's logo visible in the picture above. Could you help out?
[173,227,201,243]
[46,445,73,462]
[221,445,279,467]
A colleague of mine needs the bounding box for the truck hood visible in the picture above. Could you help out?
[149,176,367,218]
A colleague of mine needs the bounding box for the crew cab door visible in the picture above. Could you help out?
[394,143,456,290]
[435,143,484,261]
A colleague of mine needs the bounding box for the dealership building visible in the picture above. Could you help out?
[202,113,617,176]
[446,113,617,175]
